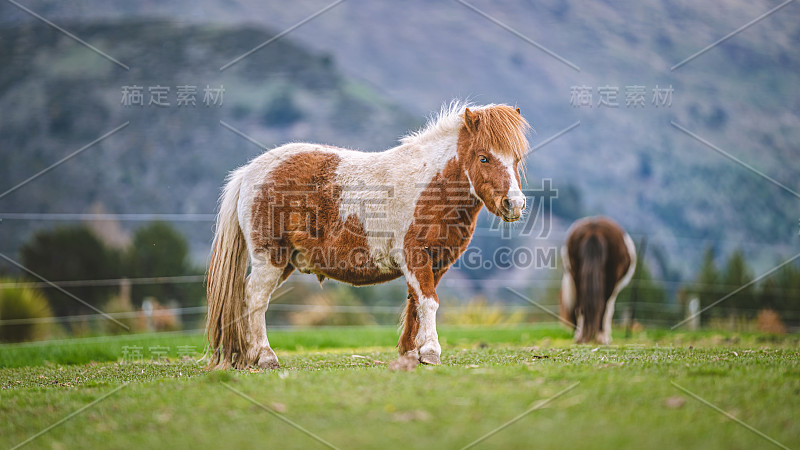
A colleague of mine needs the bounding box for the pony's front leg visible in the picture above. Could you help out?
[403,260,441,365]
[559,269,577,330]
[398,291,419,357]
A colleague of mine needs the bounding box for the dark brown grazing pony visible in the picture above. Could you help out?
[206,102,531,369]
[559,216,636,344]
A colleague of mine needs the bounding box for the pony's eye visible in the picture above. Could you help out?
[479,156,489,163]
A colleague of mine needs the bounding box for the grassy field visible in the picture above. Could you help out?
[1,325,798,449]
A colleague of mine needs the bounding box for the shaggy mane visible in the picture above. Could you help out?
[401,101,531,160]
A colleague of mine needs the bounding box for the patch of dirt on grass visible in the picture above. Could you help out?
[391,410,431,422]
[388,353,419,372]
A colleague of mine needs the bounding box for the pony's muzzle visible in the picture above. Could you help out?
[500,197,524,222]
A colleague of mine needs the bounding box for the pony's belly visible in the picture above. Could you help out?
[290,247,403,286]
[320,266,403,286]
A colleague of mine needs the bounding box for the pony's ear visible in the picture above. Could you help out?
[516,107,521,115]
[464,108,479,133]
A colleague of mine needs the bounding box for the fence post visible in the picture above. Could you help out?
[687,297,700,331]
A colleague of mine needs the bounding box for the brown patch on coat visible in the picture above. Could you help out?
[398,157,483,353]
[250,151,401,285]
[404,157,483,273]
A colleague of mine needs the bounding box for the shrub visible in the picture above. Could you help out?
[288,286,376,327]
[125,222,204,308]
[756,309,787,335]
[0,280,55,342]
[137,298,180,332]
[101,295,140,335]
[444,297,525,326]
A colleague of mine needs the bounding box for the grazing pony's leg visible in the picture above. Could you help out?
[244,260,287,369]
[597,294,616,345]
[597,234,636,344]
[559,245,577,331]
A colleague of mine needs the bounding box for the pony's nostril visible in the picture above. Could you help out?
[502,198,511,211]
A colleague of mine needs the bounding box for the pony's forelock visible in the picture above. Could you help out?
[467,104,531,162]
[401,100,531,161]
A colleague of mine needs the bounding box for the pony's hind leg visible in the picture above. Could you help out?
[244,261,285,369]
[597,294,616,345]
[559,245,578,337]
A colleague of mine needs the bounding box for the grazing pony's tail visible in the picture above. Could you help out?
[577,234,607,343]
[205,167,249,369]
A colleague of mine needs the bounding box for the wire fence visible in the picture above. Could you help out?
[1,217,799,342]
[0,275,206,289]
[2,267,800,325]
[3,272,800,296]
[3,211,795,247]
[2,298,798,331]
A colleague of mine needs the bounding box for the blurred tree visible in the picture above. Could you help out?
[125,222,203,307]
[550,183,583,221]
[780,263,800,316]
[19,226,122,317]
[693,246,720,324]
[721,249,754,317]
[617,257,676,324]
[759,277,780,310]
[262,90,303,127]
[759,261,800,326]
[619,258,666,304]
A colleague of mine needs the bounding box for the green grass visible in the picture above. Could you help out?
[1,325,799,449]
[0,324,574,369]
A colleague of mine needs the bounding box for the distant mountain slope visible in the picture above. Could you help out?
[1,0,799,281]
[0,21,420,260]
[233,0,800,253]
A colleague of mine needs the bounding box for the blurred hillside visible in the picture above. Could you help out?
[1,0,799,287]
[0,20,419,262]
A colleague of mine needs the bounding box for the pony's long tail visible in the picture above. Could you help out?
[205,167,249,369]
[577,234,607,343]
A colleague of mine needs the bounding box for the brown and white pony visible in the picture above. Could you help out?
[559,216,636,344]
[206,103,531,369]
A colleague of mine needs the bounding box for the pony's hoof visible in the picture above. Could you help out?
[257,352,280,370]
[419,351,440,365]
[258,358,280,370]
